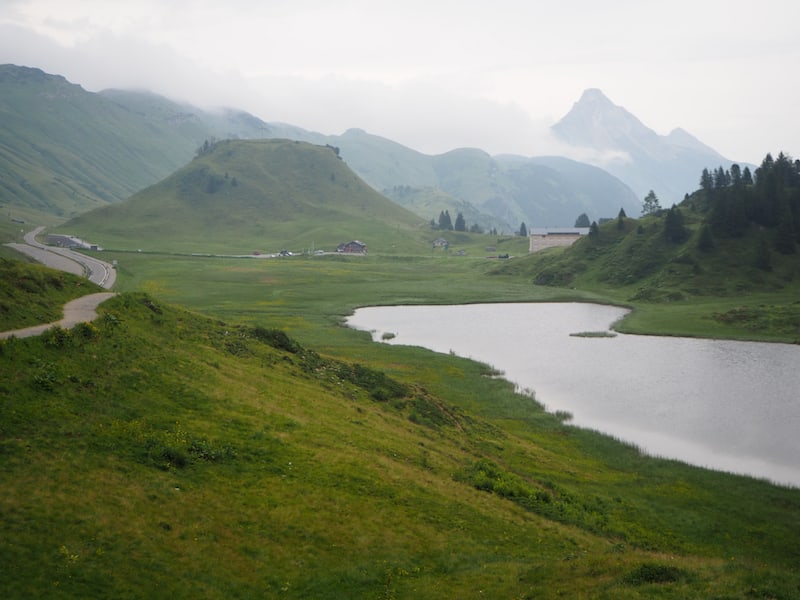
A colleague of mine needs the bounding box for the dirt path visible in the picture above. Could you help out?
[0,292,116,340]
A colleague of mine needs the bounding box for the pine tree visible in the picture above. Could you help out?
[664,204,687,243]
[700,168,714,196]
[454,212,466,232]
[729,164,742,187]
[697,224,715,252]
[574,213,591,227]
[519,222,528,237]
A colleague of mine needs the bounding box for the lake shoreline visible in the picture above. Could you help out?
[348,301,800,488]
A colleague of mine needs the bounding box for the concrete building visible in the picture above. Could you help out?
[529,228,589,253]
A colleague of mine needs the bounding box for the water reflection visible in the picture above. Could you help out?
[347,303,800,487]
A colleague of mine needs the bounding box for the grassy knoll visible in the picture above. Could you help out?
[57,139,428,256]
[3,282,800,599]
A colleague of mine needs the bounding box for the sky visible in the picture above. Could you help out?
[1,0,798,165]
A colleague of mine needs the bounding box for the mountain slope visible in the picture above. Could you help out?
[0,65,312,219]
[0,65,643,231]
[59,138,425,254]
[497,154,640,226]
[331,128,639,230]
[0,65,203,216]
[552,88,740,204]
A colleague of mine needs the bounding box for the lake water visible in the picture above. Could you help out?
[347,303,800,488]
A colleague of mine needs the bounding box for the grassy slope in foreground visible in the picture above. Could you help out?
[2,264,800,598]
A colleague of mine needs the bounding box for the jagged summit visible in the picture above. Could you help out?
[577,87,614,105]
[552,88,655,151]
[551,88,734,202]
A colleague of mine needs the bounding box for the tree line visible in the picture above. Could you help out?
[701,152,799,254]
[430,209,526,236]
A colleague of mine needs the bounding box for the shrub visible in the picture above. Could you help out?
[624,562,685,585]
[72,321,97,341]
[250,327,302,353]
[42,326,70,348]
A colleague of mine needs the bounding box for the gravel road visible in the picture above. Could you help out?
[0,292,117,340]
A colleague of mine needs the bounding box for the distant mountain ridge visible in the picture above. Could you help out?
[552,88,741,204]
[4,65,740,231]
[327,129,640,229]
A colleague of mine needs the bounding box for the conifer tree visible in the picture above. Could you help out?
[664,204,687,243]
[574,213,591,227]
[697,224,715,252]
[700,168,714,196]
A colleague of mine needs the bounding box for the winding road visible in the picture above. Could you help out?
[2,226,117,339]
[6,226,116,289]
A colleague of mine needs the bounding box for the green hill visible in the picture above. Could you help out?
[57,139,426,254]
[2,266,800,598]
[0,65,199,216]
[1,65,638,233]
[0,65,287,220]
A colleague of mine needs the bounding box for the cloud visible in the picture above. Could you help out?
[241,73,561,157]
[2,1,800,164]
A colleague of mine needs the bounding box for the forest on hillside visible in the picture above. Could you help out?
[699,152,800,255]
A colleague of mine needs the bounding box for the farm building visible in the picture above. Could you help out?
[336,240,367,254]
[528,228,589,253]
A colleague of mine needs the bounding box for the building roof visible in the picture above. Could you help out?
[530,227,590,236]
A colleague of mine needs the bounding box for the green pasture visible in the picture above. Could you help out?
[3,224,800,598]
[104,249,602,350]
[3,278,800,598]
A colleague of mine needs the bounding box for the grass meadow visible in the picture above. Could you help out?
[3,241,800,598]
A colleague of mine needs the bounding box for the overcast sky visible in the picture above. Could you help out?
[1,0,797,164]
